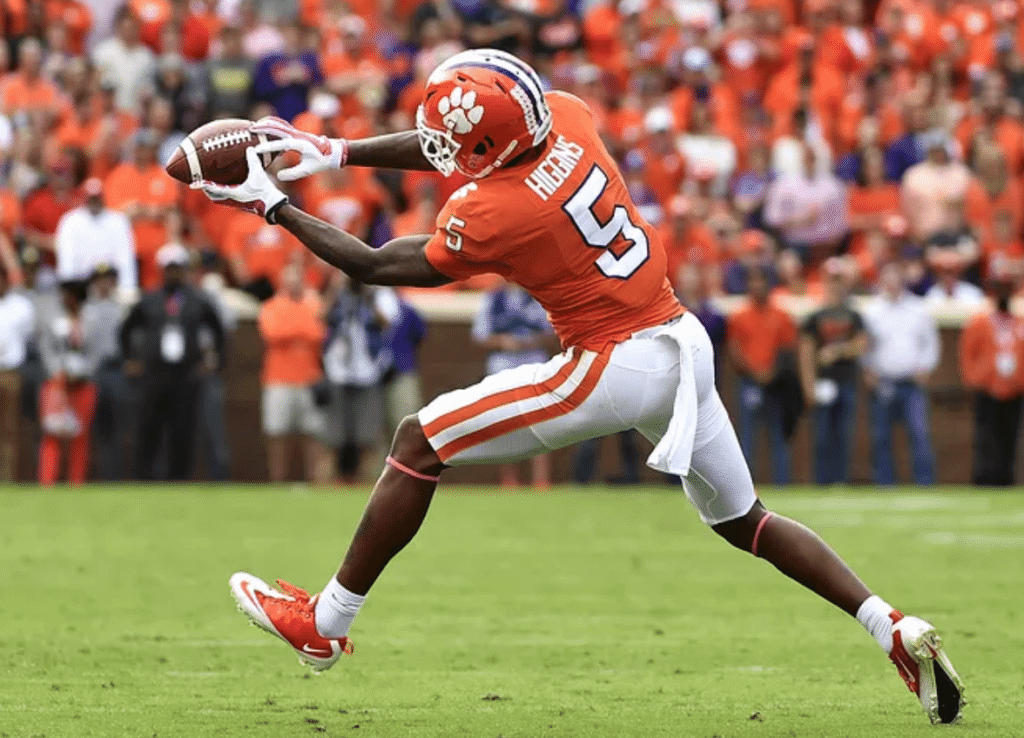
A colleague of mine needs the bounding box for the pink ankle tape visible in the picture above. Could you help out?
[750,512,775,557]
[386,456,440,483]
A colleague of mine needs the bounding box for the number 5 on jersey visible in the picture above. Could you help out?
[445,214,467,252]
[564,165,650,279]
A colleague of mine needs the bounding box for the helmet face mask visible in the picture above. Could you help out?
[416,105,461,177]
[416,48,553,179]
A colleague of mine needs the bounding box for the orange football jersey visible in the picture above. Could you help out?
[425,92,684,351]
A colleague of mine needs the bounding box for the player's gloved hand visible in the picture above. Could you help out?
[251,115,349,182]
[192,147,289,224]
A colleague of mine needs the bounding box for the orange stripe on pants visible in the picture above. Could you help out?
[422,349,585,439]
[434,347,611,462]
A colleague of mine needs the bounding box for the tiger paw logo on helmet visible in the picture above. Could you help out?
[437,87,485,134]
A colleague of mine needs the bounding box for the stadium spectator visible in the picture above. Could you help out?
[257,261,330,484]
[728,266,797,483]
[37,279,99,485]
[119,243,225,481]
[222,209,305,300]
[678,101,737,197]
[146,91,189,166]
[862,263,940,486]
[959,275,1024,486]
[252,20,323,122]
[104,130,178,290]
[884,93,929,183]
[635,107,684,208]
[901,131,972,243]
[0,262,35,482]
[722,228,776,296]
[472,280,554,489]
[674,263,726,385]
[54,178,138,297]
[0,38,66,128]
[193,252,233,482]
[847,146,900,257]
[773,248,822,301]
[966,145,1022,240]
[764,141,848,257]
[86,263,129,482]
[956,72,1024,176]
[980,208,1024,282]
[381,297,427,447]
[21,158,81,263]
[144,0,211,62]
[92,6,157,115]
[322,276,398,483]
[14,247,59,424]
[660,195,718,285]
[799,258,867,485]
[730,143,771,230]
[206,24,255,118]
[924,252,986,306]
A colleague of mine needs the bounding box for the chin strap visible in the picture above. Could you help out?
[386,456,441,483]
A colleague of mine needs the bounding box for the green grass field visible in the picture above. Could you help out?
[1,486,1022,738]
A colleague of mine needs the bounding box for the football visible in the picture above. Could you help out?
[164,118,281,185]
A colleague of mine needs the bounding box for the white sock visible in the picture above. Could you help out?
[314,577,365,638]
[856,595,895,653]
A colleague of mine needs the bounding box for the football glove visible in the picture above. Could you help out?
[251,115,349,182]
[192,147,289,224]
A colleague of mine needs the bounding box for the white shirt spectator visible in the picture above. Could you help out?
[772,134,833,177]
[0,288,35,369]
[764,170,848,246]
[862,291,941,380]
[924,280,986,306]
[55,206,138,293]
[668,0,722,29]
[91,36,155,113]
[678,132,737,197]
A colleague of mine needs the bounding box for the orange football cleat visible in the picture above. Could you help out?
[229,572,353,673]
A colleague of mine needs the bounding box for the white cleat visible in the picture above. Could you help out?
[888,611,965,724]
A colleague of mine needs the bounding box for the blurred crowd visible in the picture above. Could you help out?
[3,0,1024,486]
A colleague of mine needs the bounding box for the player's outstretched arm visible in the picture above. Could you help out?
[252,117,432,181]
[346,130,433,171]
[195,148,450,288]
[276,205,451,288]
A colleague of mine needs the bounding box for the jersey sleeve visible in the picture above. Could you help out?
[423,189,506,281]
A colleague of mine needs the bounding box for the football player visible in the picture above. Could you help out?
[198,49,963,724]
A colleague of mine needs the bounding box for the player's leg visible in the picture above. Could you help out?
[640,314,963,723]
[230,348,611,671]
[688,423,964,723]
[230,414,442,671]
